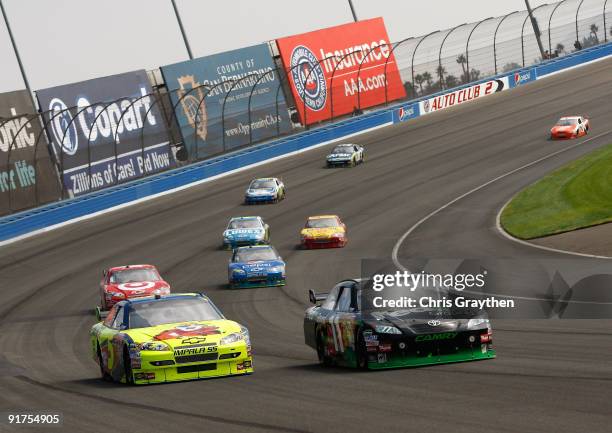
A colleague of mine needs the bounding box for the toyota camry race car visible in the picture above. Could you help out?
[300,215,347,249]
[99,265,170,312]
[90,293,253,384]
[244,177,285,204]
[326,144,364,167]
[304,279,495,369]
[222,216,270,250]
[550,116,589,139]
[228,245,286,289]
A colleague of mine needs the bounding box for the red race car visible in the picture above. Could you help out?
[550,116,589,140]
[99,264,170,311]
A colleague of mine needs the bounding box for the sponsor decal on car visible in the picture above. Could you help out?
[415,332,458,342]
[154,324,221,341]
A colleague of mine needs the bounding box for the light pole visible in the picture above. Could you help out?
[0,0,34,106]
[348,0,358,22]
[170,0,194,59]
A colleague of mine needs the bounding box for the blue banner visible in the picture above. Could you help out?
[393,103,420,123]
[36,70,174,196]
[161,43,291,160]
[509,68,537,88]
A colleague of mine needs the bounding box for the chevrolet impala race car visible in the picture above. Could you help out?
[300,215,347,249]
[550,116,589,139]
[222,216,270,250]
[244,177,285,204]
[228,245,286,289]
[326,144,364,167]
[99,265,170,312]
[90,293,253,384]
[304,279,495,369]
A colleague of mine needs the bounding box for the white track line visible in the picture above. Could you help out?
[392,129,612,269]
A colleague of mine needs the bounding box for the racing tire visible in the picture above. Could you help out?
[316,331,333,367]
[356,331,369,370]
[97,343,112,381]
[123,346,134,385]
[350,159,356,168]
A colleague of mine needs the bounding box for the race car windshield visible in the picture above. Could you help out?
[306,218,339,228]
[250,180,275,189]
[110,269,160,283]
[229,220,261,229]
[557,118,578,126]
[236,248,278,262]
[128,298,222,328]
[332,145,353,154]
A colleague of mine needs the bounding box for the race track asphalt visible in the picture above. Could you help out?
[1,57,611,433]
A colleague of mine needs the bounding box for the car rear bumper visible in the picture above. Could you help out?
[245,195,277,204]
[302,238,346,249]
[223,239,267,250]
[229,277,286,288]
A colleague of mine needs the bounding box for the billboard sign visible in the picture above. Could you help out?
[419,77,510,115]
[510,68,537,88]
[393,102,421,123]
[275,17,406,125]
[0,89,61,215]
[161,43,290,160]
[36,70,174,196]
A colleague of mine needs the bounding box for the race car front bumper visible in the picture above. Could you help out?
[128,345,253,384]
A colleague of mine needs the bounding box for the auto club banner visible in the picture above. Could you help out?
[36,70,175,197]
[275,17,406,126]
[161,43,290,161]
[0,89,61,215]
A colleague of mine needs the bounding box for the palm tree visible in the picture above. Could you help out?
[555,43,565,55]
[422,72,433,90]
[590,24,599,43]
[445,75,459,88]
[414,74,425,94]
[436,65,447,87]
[456,54,467,82]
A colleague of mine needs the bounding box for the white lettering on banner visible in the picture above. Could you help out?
[320,39,391,73]
[419,77,509,115]
[0,108,36,153]
[49,86,157,152]
[343,74,388,96]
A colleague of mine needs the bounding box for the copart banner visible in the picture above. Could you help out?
[275,17,405,125]
[161,43,290,160]
[36,70,174,197]
[0,89,60,215]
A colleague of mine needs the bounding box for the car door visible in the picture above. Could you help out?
[319,282,357,358]
[331,282,359,358]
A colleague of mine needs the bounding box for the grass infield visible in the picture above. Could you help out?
[501,143,612,239]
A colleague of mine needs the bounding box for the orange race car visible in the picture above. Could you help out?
[300,215,347,249]
[550,116,589,140]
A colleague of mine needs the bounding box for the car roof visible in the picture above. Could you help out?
[308,215,339,220]
[108,264,156,272]
[559,116,581,120]
[235,245,273,251]
[251,177,278,182]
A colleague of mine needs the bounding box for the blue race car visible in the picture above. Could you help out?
[244,178,286,204]
[222,216,270,250]
[228,245,286,289]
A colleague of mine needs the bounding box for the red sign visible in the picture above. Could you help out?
[276,17,405,125]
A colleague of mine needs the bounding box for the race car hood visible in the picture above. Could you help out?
[107,281,170,296]
[127,320,242,348]
[551,125,576,134]
[365,310,488,335]
[301,227,345,238]
[224,228,265,239]
[231,260,284,272]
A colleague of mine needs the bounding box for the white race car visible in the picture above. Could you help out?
[326,144,365,167]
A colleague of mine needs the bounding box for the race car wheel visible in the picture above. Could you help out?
[316,331,332,367]
[350,158,356,167]
[97,343,112,381]
[123,346,134,385]
[356,331,369,370]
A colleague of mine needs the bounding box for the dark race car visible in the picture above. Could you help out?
[303,279,495,369]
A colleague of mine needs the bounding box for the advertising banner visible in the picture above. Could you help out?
[36,70,174,197]
[0,89,60,215]
[510,68,537,88]
[275,17,405,125]
[393,102,421,123]
[418,77,510,116]
[161,43,290,160]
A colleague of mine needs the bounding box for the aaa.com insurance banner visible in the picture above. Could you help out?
[418,77,510,115]
[276,17,405,125]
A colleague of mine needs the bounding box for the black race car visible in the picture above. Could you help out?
[303,279,495,369]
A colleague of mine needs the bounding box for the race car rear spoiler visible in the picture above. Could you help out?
[308,289,328,304]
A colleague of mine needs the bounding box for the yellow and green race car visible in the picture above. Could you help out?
[90,293,253,385]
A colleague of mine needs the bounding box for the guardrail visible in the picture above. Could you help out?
[0,41,610,245]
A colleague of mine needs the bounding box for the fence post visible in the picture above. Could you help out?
[576,0,586,45]
[494,12,519,75]
[466,17,494,83]
[411,31,440,97]
[384,37,414,104]
[439,23,467,89]
[357,43,391,111]
[605,0,609,42]
[548,1,567,55]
